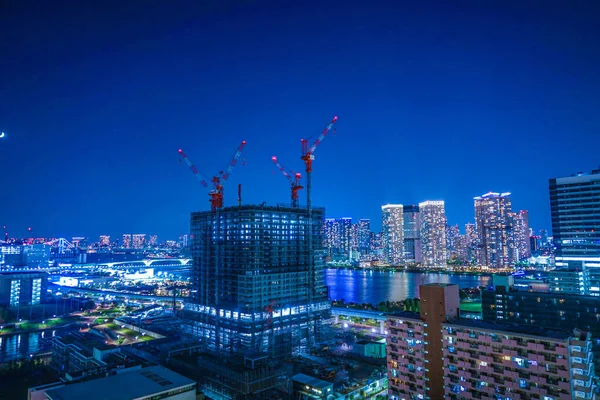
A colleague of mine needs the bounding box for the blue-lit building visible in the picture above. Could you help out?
[0,271,47,307]
[183,204,330,357]
[550,167,600,296]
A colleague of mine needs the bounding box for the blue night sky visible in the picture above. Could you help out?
[1,1,599,240]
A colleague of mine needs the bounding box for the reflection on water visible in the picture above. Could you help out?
[326,269,491,304]
[0,329,62,363]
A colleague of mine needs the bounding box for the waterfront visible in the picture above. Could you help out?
[0,329,66,363]
[326,268,491,304]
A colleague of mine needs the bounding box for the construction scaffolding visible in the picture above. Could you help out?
[182,204,331,358]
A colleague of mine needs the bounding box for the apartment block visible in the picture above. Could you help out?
[387,283,596,400]
[443,320,594,400]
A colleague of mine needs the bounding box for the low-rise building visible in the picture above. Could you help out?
[292,373,335,399]
[353,339,386,359]
[44,365,196,400]
[51,331,144,382]
[549,267,590,295]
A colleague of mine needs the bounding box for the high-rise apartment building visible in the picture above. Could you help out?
[465,223,476,262]
[388,283,595,400]
[132,234,146,249]
[148,235,158,246]
[339,217,352,256]
[403,205,421,264]
[122,234,132,249]
[382,205,404,265]
[183,205,330,357]
[483,274,600,379]
[508,210,531,262]
[474,192,513,268]
[419,201,447,267]
[99,235,110,247]
[550,168,600,296]
[357,219,371,254]
[446,224,460,259]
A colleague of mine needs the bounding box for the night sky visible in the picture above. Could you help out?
[1,1,599,240]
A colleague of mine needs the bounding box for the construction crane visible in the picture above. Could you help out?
[300,116,337,349]
[178,140,246,211]
[300,116,338,211]
[271,156,303,208]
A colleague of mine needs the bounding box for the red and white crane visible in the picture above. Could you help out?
[300,116,338,211]
[271,156,303,208]
[178,140,247,211]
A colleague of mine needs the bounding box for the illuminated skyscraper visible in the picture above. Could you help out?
[148,235,158,246]
[445,224,460,259]
[132,234,146,249]
[357,219,371,254]
[122,234,132,249]
[99,235,110,247]
[339,218,352,256]
[465,223,476,262]
[550,168,600,295]
[382,204,404,265]
[508,210,531,261]
[474,192,513,268]
[402,205,421,264]
[419,201,447,267]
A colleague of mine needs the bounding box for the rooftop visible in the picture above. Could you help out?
[45,366,195,400]
[292,373,333,389]
[445,319,574,340]
[421,283,456,288]
[387,311,421,321]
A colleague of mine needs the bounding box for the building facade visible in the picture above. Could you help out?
[382,205,404,265]
[474,192,513,268]
[183,205,331,357]
[389,283,596,400]
[402,205,421,264]
[357,219,371,254]
[0,271,47,307]
[550,168,600,296]
[418,201,447,267]
[121,234,132,249]
[483,274,600,376]
[132,234,146,249]
[510,210,531,261]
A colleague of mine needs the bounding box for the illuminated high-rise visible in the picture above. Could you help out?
[183,205,330,357]
[99,235,110,247]
[339,217,352,256]
[419,201,447,267]
[508,210,531,261]
[356,219,371,254]
[382,204,404,265]
[148,234,158,246]
[465,223,476,262]
[402,205,421,264]
[132,234,146,249]
[550,168,600,295]
[122,234,132,249]
[474,192,513,268]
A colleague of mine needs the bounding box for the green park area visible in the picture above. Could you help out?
[459,301,482,313]
[96,322,155,344]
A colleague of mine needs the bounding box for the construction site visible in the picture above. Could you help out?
[176,117,338,398]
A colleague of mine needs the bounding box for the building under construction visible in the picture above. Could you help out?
[182,204,331,358]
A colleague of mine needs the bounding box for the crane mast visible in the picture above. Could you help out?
[300,116,337,211]
[299,115,338,348]
[271,156,304,208]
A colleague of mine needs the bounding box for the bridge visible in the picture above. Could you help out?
[331,306,387,334]
[49,283,177,302]
[90,258,192,269]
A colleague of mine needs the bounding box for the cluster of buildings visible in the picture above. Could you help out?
[323,194,533,268]
[387,282,596,400]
